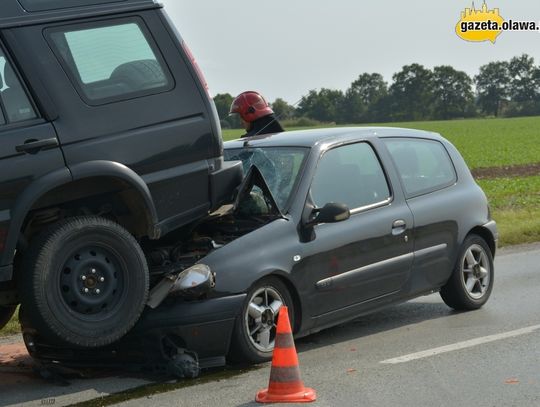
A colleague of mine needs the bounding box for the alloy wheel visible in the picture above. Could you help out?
[244,286,284,352]
[461,243,491,300]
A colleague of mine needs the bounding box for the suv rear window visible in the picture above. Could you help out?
[384,138,457,197]
[48,20,173,104]
[18,0,127,12]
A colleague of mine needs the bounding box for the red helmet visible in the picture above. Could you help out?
[229,91,274,122]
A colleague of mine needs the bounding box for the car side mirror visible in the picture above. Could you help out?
[306,202,350,227]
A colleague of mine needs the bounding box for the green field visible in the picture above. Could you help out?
[223,116,540,170]
[366,116,540,170]
[224,116,540,247]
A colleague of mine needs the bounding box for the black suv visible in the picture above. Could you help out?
[0,0,242,348]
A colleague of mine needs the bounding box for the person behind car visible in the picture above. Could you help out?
[229,91,284,138]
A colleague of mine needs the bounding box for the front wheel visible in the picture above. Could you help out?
[440,234,494,310]
[229,277,294,364]
[19,216,149,348]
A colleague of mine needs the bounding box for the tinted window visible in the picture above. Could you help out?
[311,142,390,210]
[0,51,37,124]
[49,21,172,103]
[384,138,457,197]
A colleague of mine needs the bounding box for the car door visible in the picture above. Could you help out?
[383,137,460,292]
[9,10,217,225]
[0,45,65,270]
[293,141,414,325]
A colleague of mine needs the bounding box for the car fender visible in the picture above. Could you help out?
[2,161,160,269]
[2,166,72,268]
[202,218,298,295]
[70,160,159,237]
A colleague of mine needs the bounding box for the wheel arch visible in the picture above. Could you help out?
[261,271,303,334]
[467,226,496,257]
[3,161,160,269]
[69,161,159,239]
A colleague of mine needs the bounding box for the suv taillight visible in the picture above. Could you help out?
[181,41,211,98]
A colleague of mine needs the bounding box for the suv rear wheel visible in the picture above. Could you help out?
[19,216,149,348]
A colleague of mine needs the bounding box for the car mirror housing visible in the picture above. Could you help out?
[307,202,350,227]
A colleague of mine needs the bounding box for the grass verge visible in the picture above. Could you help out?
[478,176,540,247]
[1,307,19,338]
[491,209,540,247]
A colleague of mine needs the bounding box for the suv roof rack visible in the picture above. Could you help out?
[0,0,158,28]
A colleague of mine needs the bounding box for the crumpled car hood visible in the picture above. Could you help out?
[232,165,284,219]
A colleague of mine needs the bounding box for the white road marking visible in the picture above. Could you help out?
[381,324,540,364]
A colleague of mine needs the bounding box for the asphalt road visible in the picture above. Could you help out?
[2,243,540,407]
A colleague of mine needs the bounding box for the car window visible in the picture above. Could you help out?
[0,51,37,124]
[310,142,390,210]
[224,147,309,211]
[48,20,172,104]
[384,138,457,197]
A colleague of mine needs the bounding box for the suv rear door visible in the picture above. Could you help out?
[8,9,218,229]
[0,44,65,276]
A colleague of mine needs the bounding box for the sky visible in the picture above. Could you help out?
[161,0,540,104]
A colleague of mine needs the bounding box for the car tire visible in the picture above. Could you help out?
[229,276,294,364]
[0,306,16,330]
[440,234,494,311]
[19,216,149,348]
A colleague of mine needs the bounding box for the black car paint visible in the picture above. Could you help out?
[0,0,242,283]
[209,128,495,334]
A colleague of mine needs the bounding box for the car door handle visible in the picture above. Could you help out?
[392,219,407,235]
[15,138,59,153]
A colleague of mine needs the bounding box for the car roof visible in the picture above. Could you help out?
[0,0,158,28]
[224,126,443,150]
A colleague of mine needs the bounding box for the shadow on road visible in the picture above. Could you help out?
[0,338,165,407]
[0,298,456,406]
[295,298,456,352]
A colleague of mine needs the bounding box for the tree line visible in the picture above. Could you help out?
[214,53,540,127]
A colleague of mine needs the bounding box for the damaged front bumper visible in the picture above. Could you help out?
[24,293,246,376]
[132,293,246,361]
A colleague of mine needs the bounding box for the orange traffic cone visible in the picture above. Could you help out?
[256,306,317,403]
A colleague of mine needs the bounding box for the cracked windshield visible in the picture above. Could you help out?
[225,147,308,210]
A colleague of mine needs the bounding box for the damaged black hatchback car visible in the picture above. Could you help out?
[27,127,498,368]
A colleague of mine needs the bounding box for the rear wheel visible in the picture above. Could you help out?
[229,277,294,364]
[440,234,494,310]
[19,216,149,348]
[0,306,16,330]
